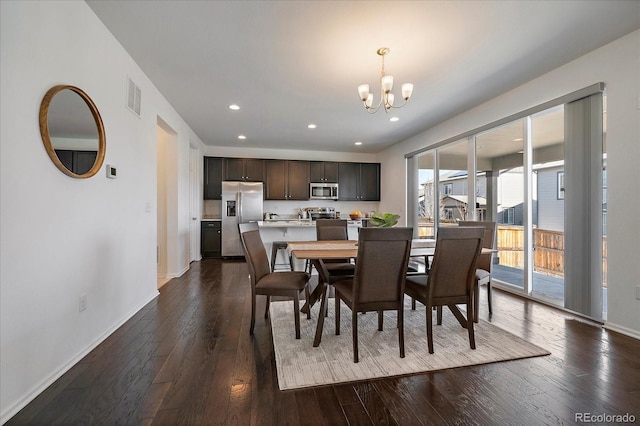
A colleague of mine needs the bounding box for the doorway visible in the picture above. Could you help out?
[156,118,178,289]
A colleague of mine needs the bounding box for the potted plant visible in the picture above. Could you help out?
[368,212,400,227]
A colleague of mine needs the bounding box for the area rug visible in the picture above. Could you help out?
[269,299,550,390]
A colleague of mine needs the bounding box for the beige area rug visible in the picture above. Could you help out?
[270,299,550,390]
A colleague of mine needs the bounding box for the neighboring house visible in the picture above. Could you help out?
[440,195,487,221]
[420,166,572,229]
[535,163,565,232]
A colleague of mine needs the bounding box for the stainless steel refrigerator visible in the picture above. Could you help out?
[222,181,264,256]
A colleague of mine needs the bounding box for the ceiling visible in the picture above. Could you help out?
[86,1,639,154]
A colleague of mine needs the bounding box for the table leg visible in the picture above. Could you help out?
[310,259,332,347]
[447,304,468,328]
[301,280,323,315]
[313,280,329,347]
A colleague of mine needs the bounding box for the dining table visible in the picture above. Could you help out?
[287,239,437,347]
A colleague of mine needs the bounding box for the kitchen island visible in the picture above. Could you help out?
[257,219,362,270]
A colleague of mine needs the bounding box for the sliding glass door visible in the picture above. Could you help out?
[409,88,605,320]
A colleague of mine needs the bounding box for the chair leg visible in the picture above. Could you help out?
[398,308,405,358]
[325,285,330,317]
[426,304,434,354]
[411,297,416,310]
[352,310,359,363]
[473,280,479,323]
[467,301,476,349]
[487,280,493,315]
[335,295,341,335]
[250,291,257,335]
[304,287,311,320]
[293,293,301,339]
[378,310,383,331]
[264,295,270,319]
[436,306,443,325]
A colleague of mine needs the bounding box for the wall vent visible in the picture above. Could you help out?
[126,77,141,117]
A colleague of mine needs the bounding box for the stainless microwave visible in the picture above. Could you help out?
[310,183,338,200]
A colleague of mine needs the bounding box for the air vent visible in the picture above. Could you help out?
[126,77,141,117]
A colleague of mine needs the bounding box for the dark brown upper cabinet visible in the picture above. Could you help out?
[338,162,380,201]
[265,160,310,200]
[204,157,223,199]
[310,161,339,183]
[224,158,264,181]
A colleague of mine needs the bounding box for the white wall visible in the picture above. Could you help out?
[379,30,640,338]
[0,1,204,421]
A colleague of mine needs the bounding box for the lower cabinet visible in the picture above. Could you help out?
[201,221,222,258]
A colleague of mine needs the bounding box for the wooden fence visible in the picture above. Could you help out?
[417,220,608,285]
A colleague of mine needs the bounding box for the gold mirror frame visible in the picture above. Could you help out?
[39,85,106,178]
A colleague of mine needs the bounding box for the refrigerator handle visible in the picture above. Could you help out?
[238,192,243,224]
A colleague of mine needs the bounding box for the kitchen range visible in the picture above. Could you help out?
[306,207,336,220]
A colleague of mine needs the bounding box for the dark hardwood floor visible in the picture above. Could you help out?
[8,258,640,425]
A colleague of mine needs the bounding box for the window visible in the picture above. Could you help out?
[443,183,453,195]
[503,207,515,224]
[557,171,565,199]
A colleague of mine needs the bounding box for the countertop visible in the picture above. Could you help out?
[201,217,221,221]
[258,220,363,228]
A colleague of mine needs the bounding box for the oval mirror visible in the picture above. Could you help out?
[39,85,106,178]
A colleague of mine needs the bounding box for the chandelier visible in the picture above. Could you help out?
[358,47,413,114]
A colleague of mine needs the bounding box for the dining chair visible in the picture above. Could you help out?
[239,229,311,339]
[458,220,496,322]
[404,226,483,354]
[313,219,356,278]
[333,227,413,363]
[238,222,259,234]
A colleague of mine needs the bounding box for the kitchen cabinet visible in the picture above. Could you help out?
[265,160,310,200]
[224,158,264,181]
[201,221,222,258]
[338,162,380,201]
[310,161,339,183]
[203,157,223,199]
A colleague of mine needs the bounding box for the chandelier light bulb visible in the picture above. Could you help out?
[358,84,370,101]
[365,93,374,108]
[381,75,394,93]
[402,83,414,100]
[358,47,413,114]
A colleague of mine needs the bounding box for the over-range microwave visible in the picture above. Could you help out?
[309,183,338,200]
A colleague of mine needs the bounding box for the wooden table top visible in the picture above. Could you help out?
[287,239,493,260]
[287,239,437,260]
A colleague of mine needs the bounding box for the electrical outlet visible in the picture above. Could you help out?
[79,294,87,312]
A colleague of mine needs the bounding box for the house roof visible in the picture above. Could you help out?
[441,195,487,207]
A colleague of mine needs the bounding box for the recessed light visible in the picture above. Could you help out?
[307,124,317,129]
[229,104,240,110]
[389,117,400,122]
[237,135,246,140]
[355,141,363,146]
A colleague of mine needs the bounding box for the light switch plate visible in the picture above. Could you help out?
[106,164,117,179]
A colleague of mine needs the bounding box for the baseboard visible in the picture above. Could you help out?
[0,291,159,425]
[603,321,640,340]
[163,264,190,279]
